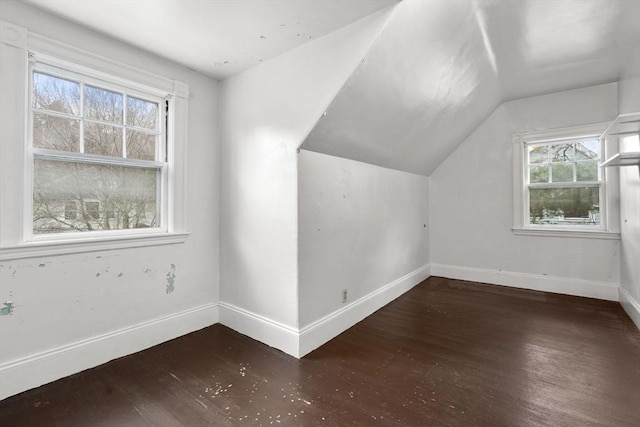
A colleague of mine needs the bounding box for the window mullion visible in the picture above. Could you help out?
[546,147,551,183]
[79,81,85,154]
[528,181,601,189]
[572,143,577,182]
[32,149,166,169]
[123,93,128,159]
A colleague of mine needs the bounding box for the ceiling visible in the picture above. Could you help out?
[302,0,640,175]
[22,0,398,79]
[21,0,640,176]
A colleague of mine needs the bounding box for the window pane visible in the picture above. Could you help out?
[85,122,123,157]
[576,140,599,160]
[528,146,548,164]
[33,159,158,234]
[529,165,548,183]
[551,143,574,162]
[127,97,158,130]
[529,186,600,226]
[33,72,80,115]
[85,86,123,124]
[576,161,598,181]
[33,112,80,152]
[551,163,573,182]
[127,130,156,161]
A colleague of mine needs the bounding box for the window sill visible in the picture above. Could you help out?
[0,232,190,261]
[512,227,620,240]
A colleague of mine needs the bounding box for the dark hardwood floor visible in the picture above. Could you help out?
[1,276,639,426]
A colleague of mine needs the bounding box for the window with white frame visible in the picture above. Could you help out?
[28,59,168,238]
[0,21,189,260]
[525,136,602,227]
[513,123,619,238]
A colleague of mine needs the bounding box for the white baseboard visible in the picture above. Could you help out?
[218,302,300,357]
[298,264,431,357]
[0,303,218,401]
[218,264,431,359]
[431,263,619,301]
[620,287,640,330]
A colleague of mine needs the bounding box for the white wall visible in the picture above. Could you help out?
[617,56,640,328]
[218,8,392,353]
[297,150,429,353]
[430,84,620,300]
[0,1,219,399]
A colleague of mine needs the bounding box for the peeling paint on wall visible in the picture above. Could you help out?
[0,301,15,315]
[166,264,176,294]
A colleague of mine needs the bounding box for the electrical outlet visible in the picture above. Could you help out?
[342,289,348,303]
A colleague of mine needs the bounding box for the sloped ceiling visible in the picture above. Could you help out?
[20,0,398,79]
[20,0,640,176]
[302,0,640,176]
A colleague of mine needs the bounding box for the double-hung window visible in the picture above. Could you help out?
[0,21,190,260]
[29,59,167,238]
[526,136,601,227]
[513,123,619,238]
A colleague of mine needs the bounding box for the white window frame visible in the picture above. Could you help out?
[0,21,190,261]
[512,123,620,240]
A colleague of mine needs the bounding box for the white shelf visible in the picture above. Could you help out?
[600,112,640,140]
[601,152,640,168]
[600,113,640,177]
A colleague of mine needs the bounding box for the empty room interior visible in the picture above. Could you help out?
[1,0,639,425]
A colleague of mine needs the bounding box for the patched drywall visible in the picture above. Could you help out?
[219,8,392,333]
[298,150,429,328]
[0,1,219,396]
[430,84,620,295]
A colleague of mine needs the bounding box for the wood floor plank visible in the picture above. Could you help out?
[1,277,639,426]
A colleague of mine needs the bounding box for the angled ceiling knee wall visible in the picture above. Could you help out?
[218,6,395,356]
[301,0,640,176]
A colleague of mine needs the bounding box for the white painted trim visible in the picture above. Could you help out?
[619,287,640,330]
[511,121,620,236]
[298,264,431,357]
[0,232,190,261]
[25,27,175,93]
[512,227,620,240]
[0,303,218,400]
[0,20,189,251]
[0,20,27,49]
[218,265,431,359]
[431,263,619,301]
[218,302,300,358]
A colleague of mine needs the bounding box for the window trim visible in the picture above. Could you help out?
[512,122,620,240]
[0,21,190,261]
[26,57,170,242]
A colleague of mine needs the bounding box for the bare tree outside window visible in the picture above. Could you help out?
[31,70,162,234]
[527,139,601,226]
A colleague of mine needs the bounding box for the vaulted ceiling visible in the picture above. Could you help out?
[22,0,640,176]
[301,0,640,175]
